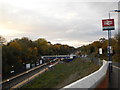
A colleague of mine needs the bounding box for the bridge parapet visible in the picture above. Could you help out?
[41,55,76,59]
[62,60,108,89]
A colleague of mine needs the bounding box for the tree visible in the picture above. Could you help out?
[112,33,120,62]
[34,38,49,55]
[99,38,106,43]
[2,37,76,78]
[0,35,7,45]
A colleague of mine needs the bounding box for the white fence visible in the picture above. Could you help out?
[62,60,108,89]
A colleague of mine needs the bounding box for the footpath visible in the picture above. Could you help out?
[96,62,120,89]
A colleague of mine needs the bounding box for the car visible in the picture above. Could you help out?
[10,70,15,73]
[48,65,53,68]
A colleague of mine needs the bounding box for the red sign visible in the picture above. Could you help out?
[102,19,115,31]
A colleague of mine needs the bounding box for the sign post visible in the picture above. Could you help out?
[102,18,114,82]
[98,48,102,66]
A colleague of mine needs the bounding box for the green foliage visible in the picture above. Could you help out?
[77,35,120,62]
[23,58,99,88]
[0,35,7,44]
[2,37,75,77]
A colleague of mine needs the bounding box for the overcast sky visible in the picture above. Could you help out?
[0,0,119,47]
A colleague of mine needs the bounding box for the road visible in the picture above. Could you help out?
[109,62,120,89]
[1,63,47,84]
[2,60,59,89]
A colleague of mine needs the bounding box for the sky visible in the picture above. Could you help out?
[0,0,119,47]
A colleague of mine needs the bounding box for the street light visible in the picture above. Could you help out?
[109,10,120,18]
[108,10,120,82]
[114,10,120,12]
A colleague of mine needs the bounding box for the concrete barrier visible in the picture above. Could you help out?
[62,60,108,89]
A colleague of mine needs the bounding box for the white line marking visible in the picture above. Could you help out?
[112,65,120,70]
[11,61,59,88]
[0,63,47,84]
[11,68,48,88]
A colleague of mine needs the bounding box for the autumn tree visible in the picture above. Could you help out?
[112,33,120,62]
[0,35,7,45]
[2,37,76,78]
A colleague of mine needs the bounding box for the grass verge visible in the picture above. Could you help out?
[22,58,100,88]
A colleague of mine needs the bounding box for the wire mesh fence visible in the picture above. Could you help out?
[79,55,103,66]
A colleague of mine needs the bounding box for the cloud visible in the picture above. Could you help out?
[0,1,118,47]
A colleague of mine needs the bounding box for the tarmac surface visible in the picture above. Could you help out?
[109,62,120,89]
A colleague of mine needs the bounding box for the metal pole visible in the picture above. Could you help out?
[108,12,113,82]
[108,30,112,73]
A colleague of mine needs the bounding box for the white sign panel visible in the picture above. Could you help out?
[99,48,102,54]
[40,60,42,64]
[26,64,30,69]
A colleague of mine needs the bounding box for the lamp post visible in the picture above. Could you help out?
[108,10,120,81]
